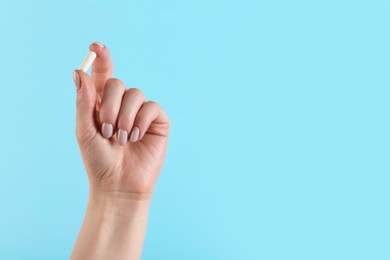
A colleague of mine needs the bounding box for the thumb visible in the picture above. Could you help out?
[73,70,98,144]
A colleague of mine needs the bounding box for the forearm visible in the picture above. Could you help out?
[70,190,151,260]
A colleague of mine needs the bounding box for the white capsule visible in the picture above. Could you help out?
[79,50,97,72]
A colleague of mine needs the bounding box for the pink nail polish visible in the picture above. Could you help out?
[101,123,113,138]
[130,127,140,143]
[117,129,128,146]
[73,70,81,90]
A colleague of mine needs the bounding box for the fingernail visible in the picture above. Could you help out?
[130,127,140,143]
[117,129,128,146]
[73,70,80,90]
[101,123,113,138]
[93,42,105,48]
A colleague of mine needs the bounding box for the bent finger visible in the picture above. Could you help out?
[116,88,146,146]
[99,78,126,138]
[131,101,169,143]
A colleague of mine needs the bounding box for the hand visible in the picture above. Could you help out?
[71,43,170,260]
[73,43,170,200]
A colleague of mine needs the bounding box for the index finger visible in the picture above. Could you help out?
[89,42,114,97]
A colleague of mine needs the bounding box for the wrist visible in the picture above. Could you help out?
[87,189,152,217]
[71,189,151,259]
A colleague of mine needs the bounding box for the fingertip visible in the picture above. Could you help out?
[91,42,105,49]
[75,69,95,91]
[130,126,140,143]
[73,70,81,90]
[89,42,110,59]
[88,42,113,80]
[76,69,89,80]
[117,129,129,146]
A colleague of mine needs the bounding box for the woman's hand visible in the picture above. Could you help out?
[71,43,169,260]
[73,43,169,200]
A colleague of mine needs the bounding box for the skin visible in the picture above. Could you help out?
[70,43,170,260]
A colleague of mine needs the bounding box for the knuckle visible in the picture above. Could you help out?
[126,88,144,98]
[146,100,159,108]
[105,78,125,90]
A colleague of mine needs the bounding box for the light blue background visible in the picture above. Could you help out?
[0,0,389,259]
